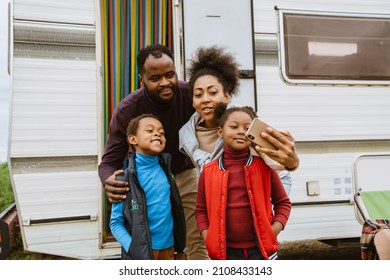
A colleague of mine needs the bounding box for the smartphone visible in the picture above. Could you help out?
[245,118,277,150]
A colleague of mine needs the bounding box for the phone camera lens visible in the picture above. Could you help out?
[248,135,254,140]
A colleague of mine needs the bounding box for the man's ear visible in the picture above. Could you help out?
[128,135,137,146]
[138,74,144,88]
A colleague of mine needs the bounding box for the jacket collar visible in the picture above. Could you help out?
[218,150,253,171]
[128,152,171,174]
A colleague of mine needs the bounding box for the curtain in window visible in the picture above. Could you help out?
[101,0,173,142]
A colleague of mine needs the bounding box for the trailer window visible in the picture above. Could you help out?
[279,12,390,84]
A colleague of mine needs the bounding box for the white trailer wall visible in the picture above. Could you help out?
[10,0,117,259]
[254,0,390,34]
[254,0,390,141]
[253,1,390,242]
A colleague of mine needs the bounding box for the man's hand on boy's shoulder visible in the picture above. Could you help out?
[104,170,129,203]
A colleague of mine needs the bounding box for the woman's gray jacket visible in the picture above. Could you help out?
[179,112,292,193]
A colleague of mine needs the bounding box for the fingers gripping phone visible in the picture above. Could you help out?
[245,118,277,150]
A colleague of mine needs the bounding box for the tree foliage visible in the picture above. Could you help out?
[0,162,13,213]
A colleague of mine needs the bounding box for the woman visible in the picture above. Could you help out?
[179,46,299,192]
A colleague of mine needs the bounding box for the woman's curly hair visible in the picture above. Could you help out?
[187,45,240,97]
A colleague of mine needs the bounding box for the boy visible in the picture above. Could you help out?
[110,114,186,260]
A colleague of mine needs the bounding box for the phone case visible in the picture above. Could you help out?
[245,118,277,150]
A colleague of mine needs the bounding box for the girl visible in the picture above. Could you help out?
[195,104,291,260]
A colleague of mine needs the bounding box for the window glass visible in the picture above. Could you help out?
[282,13,390,82]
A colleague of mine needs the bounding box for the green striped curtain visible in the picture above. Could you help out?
[101,0,174,143]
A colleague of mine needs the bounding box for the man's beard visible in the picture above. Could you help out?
[144,85,178,104]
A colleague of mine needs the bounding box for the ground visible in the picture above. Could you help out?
[278,240,361,260]
[6,238,362,260]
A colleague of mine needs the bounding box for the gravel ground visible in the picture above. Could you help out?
[278,240,361,260]
[7,240,362,260]
[6,229,362,260]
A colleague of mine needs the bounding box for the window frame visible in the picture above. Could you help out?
[276,8,390,86]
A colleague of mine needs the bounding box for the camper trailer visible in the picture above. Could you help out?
[7,0,390,259]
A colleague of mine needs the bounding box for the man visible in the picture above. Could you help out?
[98,44,206,259]
[98,44,299,260]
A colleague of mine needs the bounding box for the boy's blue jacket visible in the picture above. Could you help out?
[115,152,186,260]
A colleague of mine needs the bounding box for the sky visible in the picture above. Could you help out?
[0,0,11,163]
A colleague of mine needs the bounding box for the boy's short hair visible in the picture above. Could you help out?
[126,113,161,147]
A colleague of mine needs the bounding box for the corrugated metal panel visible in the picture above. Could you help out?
[13,171,98,221]
[279,205,361,241]
[9,0,110,259]
[11,58,97,157]
[254,19,390,241]
[11,170,120,259]
[14,0,95,25]
[23,223,119,259]
[285,143,390,207]
[290,153,354,202]
[256,62,390,141]
[14,21,95,47]
[253,0,390,34]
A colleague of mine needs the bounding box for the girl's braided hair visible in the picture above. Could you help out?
[214,102,257,127]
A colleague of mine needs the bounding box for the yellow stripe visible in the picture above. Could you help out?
[131,0,137,92]
[147,0,151,46]
[102,0,108,133]
[162,0,166,45]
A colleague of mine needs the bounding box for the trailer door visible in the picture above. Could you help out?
[181,0,257,109]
